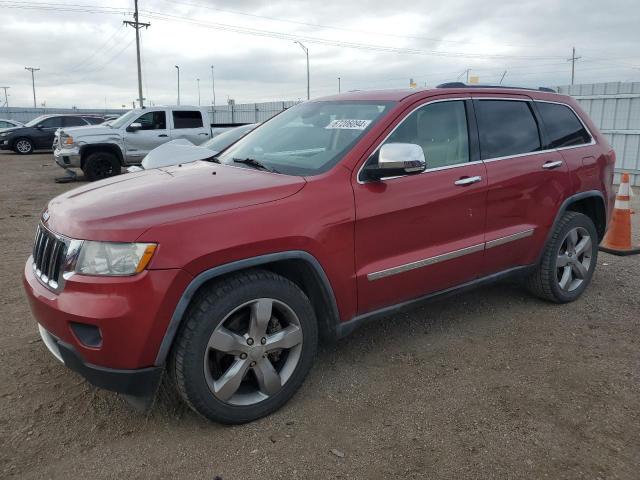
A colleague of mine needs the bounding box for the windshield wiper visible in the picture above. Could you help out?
[232,157,278,173]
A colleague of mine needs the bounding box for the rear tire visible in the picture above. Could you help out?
[526,211,598,303]
[13,137,34,155]
[83,151,120,181]
[170,269,318,424]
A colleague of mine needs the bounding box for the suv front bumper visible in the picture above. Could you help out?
[23,256,193,396]
[38,324,163,396]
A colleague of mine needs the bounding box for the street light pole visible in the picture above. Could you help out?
[25,67,40,108]
[175,65,180,105]
[210,65,216,106]
[338,77,341,94]
[294,41,310,100]
[197,78,201,106]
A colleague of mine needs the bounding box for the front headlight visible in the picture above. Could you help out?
[59,133,74,146]
[0,133,8,137]
[75,241,157,276]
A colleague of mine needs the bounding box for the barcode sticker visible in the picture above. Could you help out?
[325,119,372,130]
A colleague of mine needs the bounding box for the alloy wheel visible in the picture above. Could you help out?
[556,226,592,292]
[16,140,32,153]
[203,298,303,406]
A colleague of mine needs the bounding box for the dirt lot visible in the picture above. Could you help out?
[0,151,638,479]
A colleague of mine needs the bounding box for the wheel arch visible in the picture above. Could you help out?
[154,251,341,366]
[563,191,607,241]
[11,136,34,151]
[80,143,125,169]
[538,190,606,265]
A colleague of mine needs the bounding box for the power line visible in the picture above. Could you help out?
[158,0,543,49]
[67,24,127,72]
[141,10,566,60]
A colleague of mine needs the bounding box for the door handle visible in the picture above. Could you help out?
[158,134,168,137]
[454,175,482,186]
[542,160,563,169]
[198,132,208,136]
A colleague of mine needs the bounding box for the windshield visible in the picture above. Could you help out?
[216,101,394,176]
[200,124,258,151]
[24,115,48,127]
[109,110,140,129]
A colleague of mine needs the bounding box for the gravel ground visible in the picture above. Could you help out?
[1,152,638,480]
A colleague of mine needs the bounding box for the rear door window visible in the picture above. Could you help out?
[536,102,591,148]
[173,111,204,129]
[64,116,88,127]
[82,117,104,125]
[475,100,541,159]
[39,117,65,128]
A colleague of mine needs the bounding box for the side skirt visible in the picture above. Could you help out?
[336,264,535,338]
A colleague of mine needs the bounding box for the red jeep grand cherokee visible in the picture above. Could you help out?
[24,85,616,424]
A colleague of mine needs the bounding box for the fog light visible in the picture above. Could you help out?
[70,322,102,348]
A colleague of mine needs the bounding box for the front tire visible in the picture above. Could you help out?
[171,269,318,424]
[83,151,120,181]
[527,211,598,303]
[13,137,34,155]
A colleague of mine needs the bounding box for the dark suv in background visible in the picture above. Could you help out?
[0,114,104,154]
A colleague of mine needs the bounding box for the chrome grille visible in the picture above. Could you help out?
[32,225,67,291]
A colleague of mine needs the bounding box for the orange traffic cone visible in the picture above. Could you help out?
[600,173,640,256]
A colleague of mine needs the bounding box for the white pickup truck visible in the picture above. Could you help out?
[53,106,230,181]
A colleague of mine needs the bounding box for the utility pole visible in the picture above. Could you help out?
[0,86,9,109]
[294,41,310,100]
[338,77,341,94]
[24,67,40,108]
[197,78,201,106]
[175,65,180,105]
[123,0,150,108]
[210,65,216,106]
[568,47,581,85]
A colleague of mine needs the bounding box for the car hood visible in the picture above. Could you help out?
[0,126,28,136]
[62,125,115,138]
[141,139,214,169]
[44,161,306,241]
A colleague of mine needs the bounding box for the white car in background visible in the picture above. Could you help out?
[127,123,259,172]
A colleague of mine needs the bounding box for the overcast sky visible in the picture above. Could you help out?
[1,0,639,109]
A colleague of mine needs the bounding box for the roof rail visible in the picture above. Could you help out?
[436,82,556,93]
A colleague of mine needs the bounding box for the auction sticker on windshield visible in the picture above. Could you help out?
[325,119,372,130]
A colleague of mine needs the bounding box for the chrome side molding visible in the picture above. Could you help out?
[367,228,535,281]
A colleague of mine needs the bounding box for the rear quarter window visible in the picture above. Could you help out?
[83,117,105,125]
[64,117,89,127]
[475,100,541,159]
[173,111,204,129]
[536,101,591,148]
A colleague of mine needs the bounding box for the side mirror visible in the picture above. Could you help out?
[362,143,426,181]
[36,125,44,130]
[127,122,142,132]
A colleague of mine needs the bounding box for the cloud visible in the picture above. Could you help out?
[0,0,638,108]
